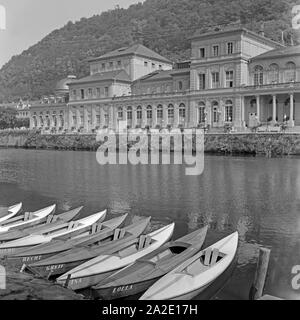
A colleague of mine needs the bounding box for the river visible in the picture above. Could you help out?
[0,148,299,300]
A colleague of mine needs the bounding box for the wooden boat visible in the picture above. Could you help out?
[0,203,22,224]
[8,213,128,266]
[0,209,107,255]
[56,223,175,291]
[140,232,239,300]
[0,206,83,243]
[0,204,56,233]
[91,225,208,300]
[22,216,151,278]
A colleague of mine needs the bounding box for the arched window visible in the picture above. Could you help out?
[285,62,296,82]
[225,100,233,122]
[118,107,123,119]
[147,105,152,119]
[254,65,263,85]
[127,106,132,120]
[212,101,219,123]
[137,106,142,120]
[269,64,279,83]
[198,101,206,123]
[157,105,163,119]
[179,103,186,119]
[168,104,174,120]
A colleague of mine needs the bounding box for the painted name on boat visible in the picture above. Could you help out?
[112,285,133,294]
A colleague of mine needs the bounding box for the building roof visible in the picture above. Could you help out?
[251,45,300,61]
[88,44,172,64]
[55,75,77,92]
[68,70,131,85]
[135,68,190,83]
[191,25,284,49]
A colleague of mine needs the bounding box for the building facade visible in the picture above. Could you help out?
[29,25,300,133]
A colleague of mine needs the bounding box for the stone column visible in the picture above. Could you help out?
[109,106,114,129]
[100,107,105,128]
[163,104,168,127]
[152,106,157,128]
[256,95,260,123]
[92,106,97,130]
[289,93,295,127]
[241,96,245,127]
[76,108,81,129]
[174,104,179,128]
[220,100,225,126]
[132,106,137,129]
[84,107,89,133]
[205,101,212,126]
[272,95,277,124]
[68,107,73,131]
[142,105,147,128]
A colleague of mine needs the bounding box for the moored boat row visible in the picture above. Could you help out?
[1,201,239,300]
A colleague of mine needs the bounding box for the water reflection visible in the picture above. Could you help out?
[0,149,299,299]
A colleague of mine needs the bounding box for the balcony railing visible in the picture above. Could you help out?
[243,81,300,90]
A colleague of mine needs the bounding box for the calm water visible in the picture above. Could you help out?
[0,148,299,300]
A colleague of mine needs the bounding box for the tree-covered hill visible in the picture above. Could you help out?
[0,0,298,102]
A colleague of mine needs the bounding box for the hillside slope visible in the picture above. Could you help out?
[0,0,297,102]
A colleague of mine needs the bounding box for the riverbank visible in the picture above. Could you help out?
[1,131,300,156]
[0,257,84,300]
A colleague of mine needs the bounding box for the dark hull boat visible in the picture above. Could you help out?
[8,213,128,266]
[0,207,83,243]
[21,216,151,278]
[56,223,175,291]
[91,225,208,300]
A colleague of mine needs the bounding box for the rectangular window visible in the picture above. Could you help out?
[72,90,77,98]
[199,48,205,58]
[96,115,100,125]
[117,61,121,67]
[157,108,163,119]
[118,110,123,119]
[102,63,105,69]
[225,105,233,122]
[199,74,206,90]
[104,87,109,97]
[109,62,113,68]
[88,88,93,97]
[198,107,205,123]
[227,42,233,54]
[179,109,185,118]
[96,88,101,97]
[211,72,220,88]
[225,71,234,88]
[80,89,85,99]
[213,45,219,57]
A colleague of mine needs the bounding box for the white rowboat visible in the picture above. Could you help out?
[0,210,107,249]
[0,205,56,233]
[0,203,22,224]
[56,223,175,291]
[140,232,238,300]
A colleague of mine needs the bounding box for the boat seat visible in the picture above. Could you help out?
[138,235,146,250]
[204,248,212,266]
[143,236,152,248]
[51,215,58,223]
[46,215,54,224]
[210,249,219,266]
[119,228,126,239]
[113,228,121,241]
[24,212,31,221]
[67,221,75,230]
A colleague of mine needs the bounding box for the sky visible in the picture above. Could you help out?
[0,0,142,68]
